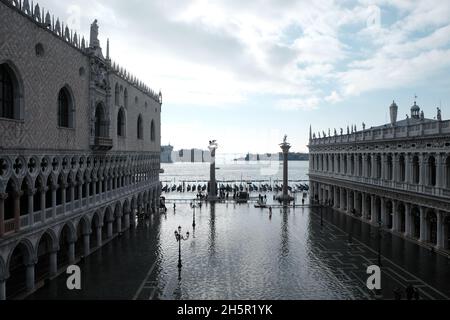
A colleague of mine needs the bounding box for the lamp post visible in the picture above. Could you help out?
[190,201,199,228]
[174,226,190,269]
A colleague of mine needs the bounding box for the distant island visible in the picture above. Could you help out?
[234,153,309,161]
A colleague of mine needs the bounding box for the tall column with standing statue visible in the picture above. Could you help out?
[208,140,219,202]
[277,135,294,205]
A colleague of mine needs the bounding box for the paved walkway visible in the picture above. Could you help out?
[312,205,450,300]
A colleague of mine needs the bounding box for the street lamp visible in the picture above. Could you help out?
[190,201,199,228]
[174,226,190,269]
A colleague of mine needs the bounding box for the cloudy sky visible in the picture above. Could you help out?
[39,0,450,155]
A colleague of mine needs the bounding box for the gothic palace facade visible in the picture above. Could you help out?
[0,0,162,299]
[309,101,450,252]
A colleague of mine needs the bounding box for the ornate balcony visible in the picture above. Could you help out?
[91,136,113,151]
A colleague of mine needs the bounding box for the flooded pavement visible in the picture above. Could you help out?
[27,194,450,300]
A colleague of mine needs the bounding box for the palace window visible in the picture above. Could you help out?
[0,63,20,120]
[95,104,107,137]
[57,87,74,128]
[117,108,125,137]
[151,119,155,142]
[137,114,143,140]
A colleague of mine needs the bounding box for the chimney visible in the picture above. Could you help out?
[390,101,398,126]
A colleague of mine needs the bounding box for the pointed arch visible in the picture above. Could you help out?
[137,114,143,140]
[150,119,155,142]
[0,61,24,120]
[57,85,75,128]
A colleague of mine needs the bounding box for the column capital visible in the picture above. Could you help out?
[0,193,8,201]
[38,186,49,193]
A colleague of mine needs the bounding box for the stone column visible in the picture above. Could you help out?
[98,178,103,201]
[92,180,97,204]
[124,211,130,230]
[0,193,7,237]
[353,192,358,215]
[49,251,58,276]
[86,181,91,207]
[381,154,386,180]
[392,200,398,231]
[51,185,57,218]
[362,155,367,178]
[78,183,83,209]
[405,154,411,184]
[419,206,426,242]
[40,187,47,223]
[27,189,35,227]
[370,195,376,224]
[419,154,425,186]
[436,155,444,189]
[96,225,103,247]
[393,154,399,182]
[107,220,113,238]
[26,263,35,291]
[340,188,345,211]
[117,215,122,233]
[14,191,22,232]
[70,183,75,212]
[405,203,411,237]
[61,182,66,214]
[361,192,367,219]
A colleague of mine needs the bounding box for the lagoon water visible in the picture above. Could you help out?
[29,161,374,300]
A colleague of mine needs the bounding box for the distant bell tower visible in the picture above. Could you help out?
[390,101,398,125]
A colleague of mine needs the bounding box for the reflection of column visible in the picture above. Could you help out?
[392,200,398,231]
[346,189,351,213]
[405,203,411,237]
[380,198,386,225]
[0,193,7,237]
[437,211,443,249]
[49,251,58,276]
[419,206,426,242]
[83,232,91,257]
[68,241,75,264]
[340,188,345,211]
[370,195,376,224]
